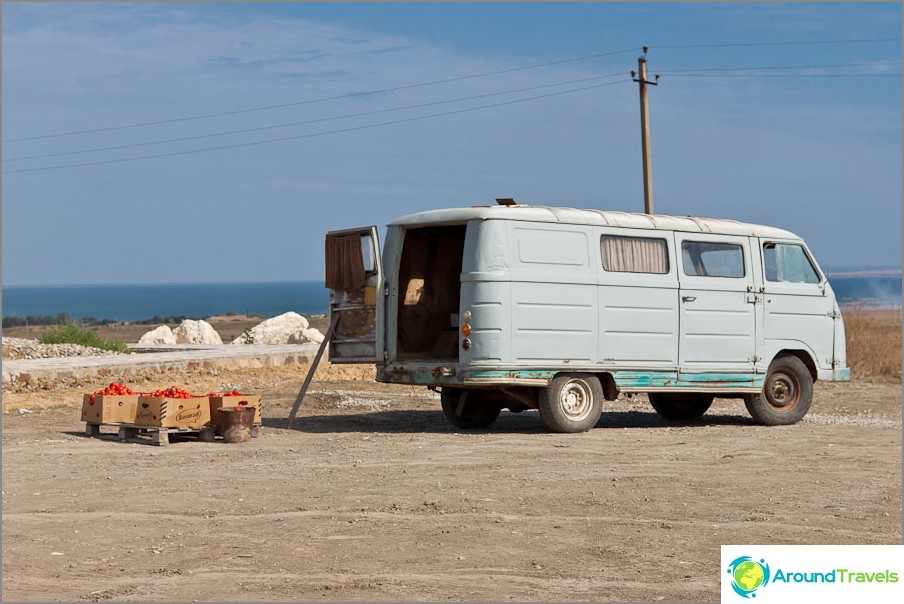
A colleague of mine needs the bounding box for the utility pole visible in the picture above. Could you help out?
[631,47,659,214]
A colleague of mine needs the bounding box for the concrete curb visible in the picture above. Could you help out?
[1,344,320,383]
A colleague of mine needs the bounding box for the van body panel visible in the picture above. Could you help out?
[337,205,849,394]
[674,232,757,373]
[459,281,510,364]
[507,222,599,365]
[595,226,680,369]
[758,239,836,371]
[612,370,763,391]
[832,295,848,380]
[388,206,799,240]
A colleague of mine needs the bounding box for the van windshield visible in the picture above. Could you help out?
[763,243,820,284]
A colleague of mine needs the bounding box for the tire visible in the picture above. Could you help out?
[649,393,714,421]
[441,389,501,429]
[744,355,814,425]
[538,374,603,433]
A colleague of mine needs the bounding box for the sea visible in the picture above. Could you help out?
[1,277,901,323]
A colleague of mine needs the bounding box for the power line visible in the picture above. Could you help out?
[4,72,625,163]
[11,60,896,163]
[653,37,900,50]
[1,47,637,144]
[658,60,901,74]
[2,79,631,175]
[664,73,901,78]
[6,37,898,144]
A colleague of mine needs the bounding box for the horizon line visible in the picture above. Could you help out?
[2,279,327,289]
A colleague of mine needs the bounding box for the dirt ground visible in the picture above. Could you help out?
[1,366,901,602]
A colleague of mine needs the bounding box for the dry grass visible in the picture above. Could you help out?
[843,305,902,380]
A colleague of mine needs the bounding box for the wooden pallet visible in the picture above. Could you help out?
[85,422,260,446]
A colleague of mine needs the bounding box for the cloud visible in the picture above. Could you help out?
[1,3,900,285]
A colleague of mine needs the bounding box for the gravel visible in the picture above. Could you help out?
[1,337,123,360]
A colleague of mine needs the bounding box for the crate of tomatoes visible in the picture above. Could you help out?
[81,382,140,424]
[206,389,263,426]
[136,387,210,428]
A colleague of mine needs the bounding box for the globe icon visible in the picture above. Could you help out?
[733,560,765,592]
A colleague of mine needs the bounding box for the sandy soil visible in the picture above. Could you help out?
[1,368,901,602]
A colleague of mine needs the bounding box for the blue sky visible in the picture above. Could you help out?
[1,2,901,286]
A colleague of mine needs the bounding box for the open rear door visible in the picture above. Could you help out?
[324,226,383,364]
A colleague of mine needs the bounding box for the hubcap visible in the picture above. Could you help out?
[765,370,799,411]
[559,380,592,421]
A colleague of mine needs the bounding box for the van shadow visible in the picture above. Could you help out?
[265,409,754,435]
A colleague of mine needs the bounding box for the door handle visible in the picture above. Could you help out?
[681,296,697,303]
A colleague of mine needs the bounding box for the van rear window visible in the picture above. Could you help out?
[681,241,745,278]
[600,235,669,274]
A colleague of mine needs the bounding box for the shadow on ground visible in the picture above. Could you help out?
[265,408,754,434]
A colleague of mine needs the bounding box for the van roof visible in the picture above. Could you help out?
[388,205,801,240]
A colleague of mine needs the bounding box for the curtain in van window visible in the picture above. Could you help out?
[601,236,669,274]
[325,234,366,291]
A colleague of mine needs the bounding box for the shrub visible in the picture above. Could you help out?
[40,324,128,353]
[843,305,902,379]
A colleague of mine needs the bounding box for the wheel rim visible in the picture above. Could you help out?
[559,380,593,421]
[764,369,800,413]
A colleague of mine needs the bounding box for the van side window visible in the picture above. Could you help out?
[763,243,820,284]
[681,241,745,278]
[600,235,669,274]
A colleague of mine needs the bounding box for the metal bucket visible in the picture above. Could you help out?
[217,406,256,443]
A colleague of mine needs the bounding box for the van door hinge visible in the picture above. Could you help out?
[827,310,841,318]
[748,355,762,363]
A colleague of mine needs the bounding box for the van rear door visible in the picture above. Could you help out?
[324,226,384,364]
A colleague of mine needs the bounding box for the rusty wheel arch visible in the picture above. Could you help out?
[773,350,818,382]
[597,373,620,401]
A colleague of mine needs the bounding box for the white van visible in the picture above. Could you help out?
[325,204,849,433]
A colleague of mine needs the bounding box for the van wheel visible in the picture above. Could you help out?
[538,374,603,433]
[440,389,501,429]
[649,393,713,421]
[744,355,813,425]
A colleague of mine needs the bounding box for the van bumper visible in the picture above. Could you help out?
[378,365,553,387]
[818,367,851,382]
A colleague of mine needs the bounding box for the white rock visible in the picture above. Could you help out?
[288,328,325,345]
[173,320,223,345]
[231,312,311,345]
[137,325,177,345]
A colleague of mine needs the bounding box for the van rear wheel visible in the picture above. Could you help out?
[538,374,603,433]
[440,389,501,429]
[649,393,714,421]
[743,355,813,425]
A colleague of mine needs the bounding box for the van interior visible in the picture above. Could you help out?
[395,224,467,361]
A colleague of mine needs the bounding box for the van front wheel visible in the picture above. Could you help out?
[539,374,603,433]
[743,355,813,425]
[440,389,501,429]
[649,393,714,421]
